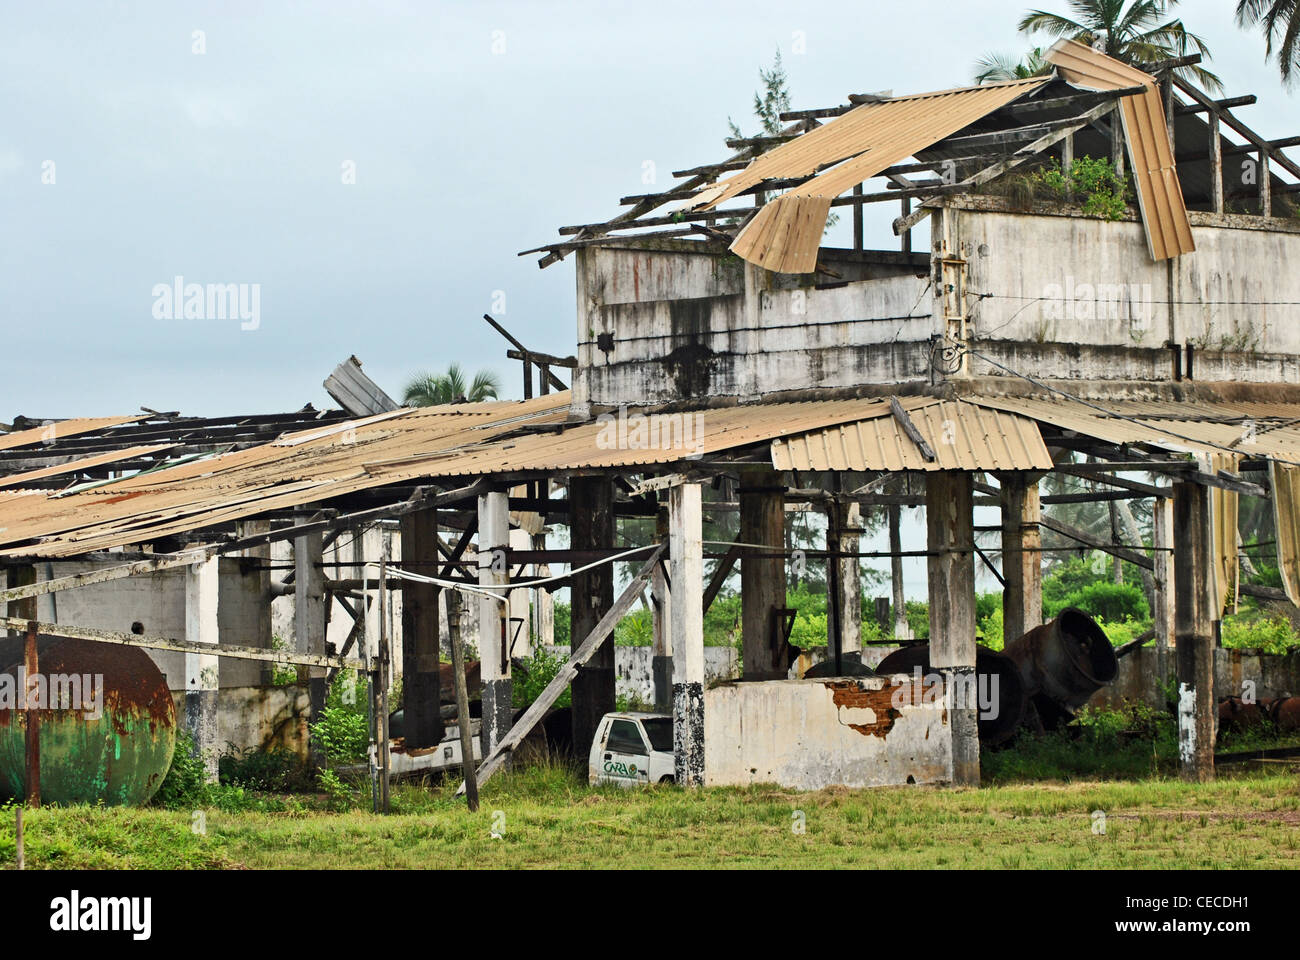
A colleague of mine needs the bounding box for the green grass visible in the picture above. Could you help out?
[2,762,1297,869]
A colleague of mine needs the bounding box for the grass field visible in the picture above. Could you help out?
[2,762,1297,869]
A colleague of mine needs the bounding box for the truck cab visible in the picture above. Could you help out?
[588,712,676,786]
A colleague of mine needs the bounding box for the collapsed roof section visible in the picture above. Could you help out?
[527,45,1299,274]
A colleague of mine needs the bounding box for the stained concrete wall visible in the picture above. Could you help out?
[35,557,269,690]
[1090,646,1300,711]
[172,685,311,758]
[702,676,951,789]
[573,207,1300,414]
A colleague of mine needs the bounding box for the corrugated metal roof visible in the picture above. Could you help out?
[770,399,1053,472]
[1044,40,1195,261]
[0,444,177,489]
[711,78,1051,273]
[0,415,149,451]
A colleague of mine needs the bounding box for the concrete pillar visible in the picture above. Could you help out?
[569,476,615,756]
[236,520,273,685]
[184,556,220,783]
[530,529,554,654]
[1152,496,1176,683]
[926,472,978,786]
[400,507,444,749]
[888,504,910,639]
[509,528,534,658]
[837,501,863,657]
[651,506,673,711]
[740,469,786,679]
[670,481,705,787]
[294,527,327,740]
[1173,480,1215,782]
[998,472,1043,647]
[477,491,513,757]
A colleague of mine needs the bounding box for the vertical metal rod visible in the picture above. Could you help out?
[852,183,863,251]
[24,620,39,809]
[449,600,479,812]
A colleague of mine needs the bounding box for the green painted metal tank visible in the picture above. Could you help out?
[0,637,176,806]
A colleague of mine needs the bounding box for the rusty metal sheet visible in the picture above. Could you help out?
[1044,40,1195,261]
[0,444,177,489]
[769,399,1052,472]
[0,415,149,451]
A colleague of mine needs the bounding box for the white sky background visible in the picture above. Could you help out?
[0,0,1291,597]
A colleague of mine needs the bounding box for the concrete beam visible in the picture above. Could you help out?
[926,472,979,786]
[670,482,705,787]
[294,525,327,747]
[1152,496,1175,685]
[651,506,673,711]
[184,556,219,783]
[836,501,864,657]
[477,491,513,759]
[400,507,444,749]
[1173,481,1216,782]
[998,473,1043,646]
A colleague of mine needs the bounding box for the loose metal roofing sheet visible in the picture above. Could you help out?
[695,78,1051,274]
[0,444,177,489]
[770,399,1053,472]
[1044,40,1195,261]
[0,415,149,451]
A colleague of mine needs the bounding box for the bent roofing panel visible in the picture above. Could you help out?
[1044,40,1194,261]
[0,415,149,451]
[0,444,177,489]
[770,400,1052,472]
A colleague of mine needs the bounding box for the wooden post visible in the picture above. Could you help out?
[670,482,705,787]
[448,602,478,812]
[1259,149,1272,217]
[569,476,615,756]
[294,525,327,752]
[926,472,978,786]
[998,473,1042,647]
[184,556,220,783]
[400,507,444,748]
[899,196,912,253]
[889,503,909,639]
[477,490,512,758]
[1062,134,1075,203]
[740,469,786,679]
[1209,113,1224,214]
[1111,115,1126,178]
[852,183,864,251]
[1152,496,1176,684]
[651,506,673,711]
[1173,480,1215,782]
[23,620,39,808]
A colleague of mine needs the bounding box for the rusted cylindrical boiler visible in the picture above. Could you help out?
[1002,607,1118,713]
[874,643,1026,745]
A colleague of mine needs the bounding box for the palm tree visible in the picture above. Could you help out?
[974,47,1052,84]
[1018,0,1221,91]
[1237,0,1300,85]
[402,363,501,406]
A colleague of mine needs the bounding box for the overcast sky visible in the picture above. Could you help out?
[1,0,1294,422]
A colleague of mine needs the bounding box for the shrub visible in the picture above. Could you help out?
[153,728,209,809]
[1060,580,1149,623]
[310,706,369,766]
[513,648,572,708]
[1221,613,1300,654]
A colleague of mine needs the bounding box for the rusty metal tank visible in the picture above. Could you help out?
[874,643,1026,745]
[1003,607,1118,716]
[0,637,176,806]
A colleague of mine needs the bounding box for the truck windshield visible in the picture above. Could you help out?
[641,718,674,753]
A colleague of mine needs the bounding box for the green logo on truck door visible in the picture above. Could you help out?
[603,760,638,778]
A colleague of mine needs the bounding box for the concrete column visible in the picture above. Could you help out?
[236,520,273,686]
[508,528,534,658]
[837,501,863,657]
[1152,496,1176,683]
[651,506,673,711]
[1173,481,1215,782]
[670,481,705,787]
[569,476,615,756]
[926,472,978,786]
[740,469,786,679]
[477,491,513,758]
[530,529,554,653]
[400,507,444,749]
[998,472,1043,647]
[294,527,326,738]
[184,556,220,783]
[889,504,910,639]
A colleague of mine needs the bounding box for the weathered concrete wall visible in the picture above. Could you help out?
[541,644,736,705]
[703,676,951,789]
[575,243,932,413]
[1090,646,1300,711]
[37,557,269,690]
[172,684,311,758]
[953,201,1300,384]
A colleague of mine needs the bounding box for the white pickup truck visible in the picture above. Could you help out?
[588,712,676,786]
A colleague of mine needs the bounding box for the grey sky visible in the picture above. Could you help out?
[1,0,1294,421]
